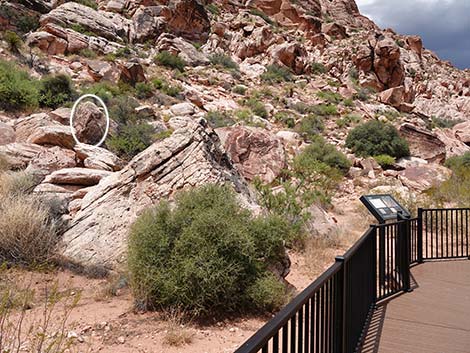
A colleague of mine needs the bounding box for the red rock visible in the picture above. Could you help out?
[0,122,15,145]
[399,123,446,163]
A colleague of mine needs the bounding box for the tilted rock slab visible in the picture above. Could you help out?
[59,117,254,269]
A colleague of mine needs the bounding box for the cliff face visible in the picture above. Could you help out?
[0,0,468,268]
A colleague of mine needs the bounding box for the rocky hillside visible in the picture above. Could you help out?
[0,0,469,267]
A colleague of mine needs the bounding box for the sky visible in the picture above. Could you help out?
[355,0,470,69]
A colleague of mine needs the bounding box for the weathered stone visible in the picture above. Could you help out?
[453,121,470,145]
[59,117,255,269]
[26,31,67,55]
[170,102,196,116]
[270,42,307,74]
[118,61,146,86]
[50,107,71,125]
[130,6,167,43]
[406,35,423,58]
[44,168,113,186]
[74,144,124,172]
[0,122,15,145]
[216,126,286,183]
[434,129,470,158]
[165,0,210,42]
[86,60,120,82]
[374,37,405,89]
[0,143,45,169]
[322,22,348,39]
[73,101,107,146]
[26,147,77,180]
[399,123,446,163]
[14,113,59,142]
[27,125,75,149]
[398,164,451,192]
[155,33,210,66]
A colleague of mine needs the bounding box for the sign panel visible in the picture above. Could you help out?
[360,194,411,223]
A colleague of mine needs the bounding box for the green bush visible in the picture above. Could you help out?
[209,53,238,70]
[298,114,324,139]
[261,65,292,84]
[204,111,235,128]
[336,113,361,128]
[233,85,247,95]
[108,96,140,125]
[4,30,23,53]
[246,273,288,312]
[346,120,410,158]
[445,152,470,170]
[82,82,122,103]
[71,0,98,9]
[312,104,338,116]
[316,90,343,104]
[311,62,327,75]
[152,78,182,97]
[243,98,268,119]
[354,87,373,102]
[38,74,75,109]
[297,135,351,174]
[79,48,97,58]
[0,60,38,112]
[154,51,186,71]
[374,154,396,169]
[431,116,463,129]
[127,185,289,315]
[206,3,220,15]
[274,112,295,128]
[107,123,154,159]
[135,82,154,99]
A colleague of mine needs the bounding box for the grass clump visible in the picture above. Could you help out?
[311,62,327,75]
[128,184,289,316]
[204,111,235,128]
[209,53,238,70]
[336,113,361,128]
[374,154,396,169]
[3,30,23,53]
[135,82,154,99]
[274,112,295,128]
[298,114,324,140]
[154,51,186,71]
[152,78,182,97]
[205,3,220,15]
[0,60,38,112]
[38,74,75,109]
[431,116,463,129]
[233,85,247,95]
[243,98,268,119]
[261,65,292,84]
[316,90,343,104]
[312,104,338,116]
[71,0,98,9]
[346,120,410,158]
[107,123,154,159]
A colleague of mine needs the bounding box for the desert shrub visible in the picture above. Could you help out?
[135,82,154,99]
[431,116,463,129]
[3,30,22,53]
[298,114,324,139]
[0,155,9,172]
[349,67,359,82]
[152,78,182,97]
[0,60,38,112]
[243,98,268,118]
[154,129,173,141]
[38,74,75,109]
[311,62,327,74]
[235,108,253,123]
[155,51,186,71]
[205,3,220,15]
[209,53,238,70]
[128,185,289,315]
[316,90,343,104]
[346,120,410,158]
[115,46,132,58]
[79,48,97,58]
[312,103,338,116]
[246,273,288,312]
[107,123,154,159]
[343,98,354,107]
[249,9,276,26]
[82,82,121,103]
[291,101,311,114]
[354,87,373,102]
[336,113,361,128]
[70,0,98,9]
[428,152,470,206]
[261,65,292,83]
[233,85,247,95]
[204,111,235,128]
[108,96,139,124]
[374,154,396,169]
[0,171,59,266]
[375,108,400,121]
[297,135,351,174]
[274,111,295,128]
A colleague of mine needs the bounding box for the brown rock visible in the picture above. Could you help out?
[0,143,45,169]
[374,37,405,89]
[131,6,167,43]
[50,107,71,125]
[453,121,470,144]
[118,61,146,86]
[73,101,107,145]
[398,164,451,192]
[434,129,470,158]
[399,123,446,163]
[0,122,15,145]
[166,0,210,42]
[26,147,77,180]
[322,22,348,39]
[406,35,423,57]
[14,113,59,142]
[44,167,113,186]
[270,42,307,74]
[86,60,120,82]
[217,126,286,183]
[27,125,75,149]
[59,117,255,269]
[26,31,67,55]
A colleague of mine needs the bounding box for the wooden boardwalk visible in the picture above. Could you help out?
[360,260,470,353]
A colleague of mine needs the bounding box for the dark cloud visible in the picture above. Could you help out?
[356,0,470,69]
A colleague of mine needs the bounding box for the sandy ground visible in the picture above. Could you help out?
[2,204,369,353]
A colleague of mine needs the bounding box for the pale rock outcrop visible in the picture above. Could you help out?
[453,121,470,145]
[44,167,113,186]
[50,107,72,125]
[0,143,45,169]
[14,113,59,142]
[74,144,124,172]
[399,124,446,163]
[59,117,254,268]
[86,60,120,82]
[170,102,196,116]
[398,164,451,192]
[0,122,15,145]
[155,33,210,66]
[231,25,281,60]
[27,125,75,149]
[269,42,308,74]
[434,129,470,158]
[216,126,286,183]
[26,146,77,180]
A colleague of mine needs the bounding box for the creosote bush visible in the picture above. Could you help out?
[261,65,292,83]
[298,114,324,140]
[128,184,289,316]
[346,120,410,159]
[204,111,235,128]
[374,154,395,169]
[209,53,239,70]
[154,51,186,71]
[38,74,75,109]
[0,60,38,112]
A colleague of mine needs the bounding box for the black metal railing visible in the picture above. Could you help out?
[234,207,469,353]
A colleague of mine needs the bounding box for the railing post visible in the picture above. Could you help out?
[334,256,346,353]
[402,219,412,292]
[417,208,424,263]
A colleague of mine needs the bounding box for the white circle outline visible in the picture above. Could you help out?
[70,94,110,147]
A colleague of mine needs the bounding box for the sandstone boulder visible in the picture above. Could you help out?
[14,113,59,142]
[453,121,470,145]
[86,60,120,82]
[44,168,113,186]
[130,6,167,43]
[434,129,470,158]
[26,31,67,55]
[399,123,446,163]
[374,37,405,89]
[0,122,15,145]
[26,147,77,180]
[216,126,286,183]
[74,144,124,172]
[27,125,75,149]
[398,164,451,192]
[406,35,423,57]
[59,117,254,269]
[166,0,210,42]
[270,42,307,74]
[0,143,45,169]
[73,101,107,145]
[118,61,146,86]
[50,107,72,125]
[155,33,210,66]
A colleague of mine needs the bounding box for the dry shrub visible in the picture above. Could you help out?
[162,309,194,347]
[0,171,59,266]
[0,154,9,171]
